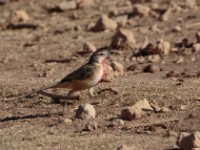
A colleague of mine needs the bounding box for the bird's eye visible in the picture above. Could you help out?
[99,53,104,56]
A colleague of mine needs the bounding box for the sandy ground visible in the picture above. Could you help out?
[0,0,200,149]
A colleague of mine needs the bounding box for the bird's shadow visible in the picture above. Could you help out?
[0,112,62,123]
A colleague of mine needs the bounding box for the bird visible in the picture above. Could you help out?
[25,49,109,113]
[49,49,109,96]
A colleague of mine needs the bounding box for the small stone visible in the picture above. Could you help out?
[192,44,200,52]
[116,1,131,7]
[150,101,161,112]
[176,56,184,64]
[71,12,79,19]
[127,64,137,71]
[63,118,72,124]
[196,32,200,43]
[111,61,124,77]
[186,0,197,9]
[9,10,30,24]
[150,24,161,33]
[157,40,171,55]
[114,15,128,27]
[159,107,171,113]
[134,99,153,111]
[103,64,114,81]
[85,121,98,131]
[110,119,125,128]
[111,28,136,49]
[136,56,145,63]
[166,130,179,137]
[76,0,94,9]
[75,103,96,120]
[91,14,118,32]
[109,8,119,16]
[161,8,172,21]
[133,4,150,17]
[44,68,55,77]
[86,22,96,31]
[191,57,196,62]
[177,131,200,150]
[116,144,131,150]
[172,26,182,32]
[143,64,160,73]
[180,105,187,110]
[171,48,179,52]
[58,1,77,11]
[83,42,97,53]
[121,106,144,120]
[147,55,160,63]
[166,70,181,78]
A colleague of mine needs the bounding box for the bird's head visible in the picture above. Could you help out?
[88,49,109,64]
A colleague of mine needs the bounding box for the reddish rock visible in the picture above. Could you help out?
[116,144,131,150]
[75,103,96,120]
[91,15,117,32]
[111,28,136,48]
[83,42,97,53]
[147,55,160,63]
[114,15,128,27]
[76,0,94,9]
[172,26,182,32]
[177,131,200,150]
[159,107,171,113]
[127,64,137,71]
[85,121,98,131]
[9,10,30,23]
[157,40,171,55]
[121,106,144,120]
[161,8,172,21]
[111,61,124,77]
[196,32,200,43]
[143,64,160,73]
[58,1,77,11]
[133,4,150,17]
[193,44,200,52]
[134,99,153,111]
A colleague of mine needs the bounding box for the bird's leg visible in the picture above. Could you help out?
[89,87,94,97]
[62,90,74,115]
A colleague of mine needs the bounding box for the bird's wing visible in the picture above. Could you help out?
[59,64,96,83]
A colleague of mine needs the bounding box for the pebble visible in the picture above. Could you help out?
[76,0,94,9]
[9,10,30,24]
[91,14,117,31]
[111,61,124,77]
[85,121,98,131]
[111,28,136,48]
[192,43,200,52]
[116,144,131,150]
[83,42,97,53]
[177,131,200,150]
[133,4,150,17]
[143,64,160,73]
[121,106,144,120]
[75,103,96,120]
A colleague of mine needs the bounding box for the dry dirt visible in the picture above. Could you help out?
[0,0,200,150]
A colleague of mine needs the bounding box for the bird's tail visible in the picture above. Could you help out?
[18,82,59,99]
